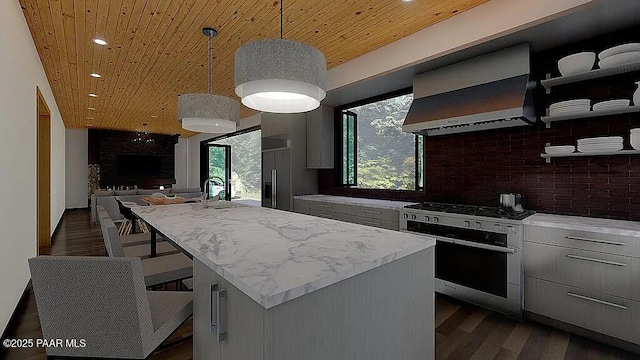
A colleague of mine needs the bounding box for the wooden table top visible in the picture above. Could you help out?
[141,196,197,205]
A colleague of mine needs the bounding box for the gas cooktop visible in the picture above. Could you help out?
[404,202,535,221]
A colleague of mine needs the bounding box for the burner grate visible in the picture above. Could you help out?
[404,202,534,220]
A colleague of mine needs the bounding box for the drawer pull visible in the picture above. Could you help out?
[362,209,382,214]
[566,254,627,267]
[565,235,626,246]
[567,292,627,310]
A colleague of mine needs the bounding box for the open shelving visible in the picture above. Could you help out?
[541,106,640,127]
[541,149,640,163]
[541,61,640,91]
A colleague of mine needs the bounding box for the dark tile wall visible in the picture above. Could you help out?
[88,129,177,188]
[422,118,640,219]
[318,26,640,220]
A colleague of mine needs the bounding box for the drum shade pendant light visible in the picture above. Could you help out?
[234,0,326,113]
[178,28,240,133]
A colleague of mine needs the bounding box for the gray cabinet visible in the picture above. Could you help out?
[261,114,317,211]
[261,113,291,138]
[524,224,640,345]
[300,199,400,231]
[193,259,222,360]
[306,104,334,169]
[193,248,435,360]
[292,198,309,214]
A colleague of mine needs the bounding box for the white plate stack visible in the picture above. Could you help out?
[577,136,624,153]
[549,99,591,116]
[598,43,640,69]
[545,145,575,155]
[592,99,631,111]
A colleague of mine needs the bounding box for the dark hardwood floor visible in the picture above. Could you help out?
[1,209,637,360]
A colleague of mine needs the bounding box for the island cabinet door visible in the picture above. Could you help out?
[219,278,265,360]
[193,259,222,360]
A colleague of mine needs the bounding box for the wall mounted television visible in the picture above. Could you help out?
[117,154,163,177]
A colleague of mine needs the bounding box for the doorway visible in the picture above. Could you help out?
[202,144,231,201]
[37,88,51,253]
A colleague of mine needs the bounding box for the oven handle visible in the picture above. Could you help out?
[400,230,517,254]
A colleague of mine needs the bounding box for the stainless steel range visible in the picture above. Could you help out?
[400,202,535,319]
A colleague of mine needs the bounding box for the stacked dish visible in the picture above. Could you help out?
[592,99,630,111]
[545,145,575,155]
[598,43,640,69]
[577,136,624,153]
[549,99,591,116]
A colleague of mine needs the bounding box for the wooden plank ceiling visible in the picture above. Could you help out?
[19,0,487,137]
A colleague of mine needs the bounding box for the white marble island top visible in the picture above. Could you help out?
[294,194,417,209]
[133,203,435,309]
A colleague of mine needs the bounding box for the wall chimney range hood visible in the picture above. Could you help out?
[403,44,536,136]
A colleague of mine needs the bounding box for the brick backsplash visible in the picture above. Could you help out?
[422,117,640,220]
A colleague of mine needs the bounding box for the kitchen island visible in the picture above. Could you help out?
[133,202,436,360]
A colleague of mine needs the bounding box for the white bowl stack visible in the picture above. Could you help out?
[549,99,591,116]
[598,43,640,69]
[577,136,624,153]
[592,99,630,111]
[558,52,595,76]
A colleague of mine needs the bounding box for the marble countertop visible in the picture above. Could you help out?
[523,213,640,237]
[133,202,435,309]
[294,194,417,210]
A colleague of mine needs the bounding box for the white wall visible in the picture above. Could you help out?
[65,129,88,208]
[0,0,66,333]
[174,137,189,188]
[186,113,262,188]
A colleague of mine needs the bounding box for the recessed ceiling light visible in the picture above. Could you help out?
[93,38,107,46]
[151,115,158,118]
[87,107,95,110]
[86,117,94,119]
[89,93,98,97]
[90,73,101,78]
[402,0,413,2]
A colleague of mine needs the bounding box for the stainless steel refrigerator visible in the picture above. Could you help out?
[262,149,292,211]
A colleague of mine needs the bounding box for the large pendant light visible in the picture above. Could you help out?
[234,0,326,113]
[178,28,240,133]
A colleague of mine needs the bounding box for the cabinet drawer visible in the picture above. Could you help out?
[344,205,399,222]
[308,201,350,215]
[308,208,345,222]
[524,225,640,258]
[524,242,640,300]
[342,214,399,231]
[525,277,640,344]
[293,199,309,215]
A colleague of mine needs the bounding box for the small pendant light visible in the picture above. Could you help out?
[234,0,326,113]
[178,28,240,133]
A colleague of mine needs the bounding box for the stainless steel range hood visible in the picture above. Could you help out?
[403,44,536,136]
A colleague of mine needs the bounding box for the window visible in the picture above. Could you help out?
[206,129,262,204]
[340,92,424,191]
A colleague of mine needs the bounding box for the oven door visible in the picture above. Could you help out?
[435,238,507,298]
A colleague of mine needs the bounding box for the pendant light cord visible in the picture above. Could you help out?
[280,0,283,39]
[208,34,213,94]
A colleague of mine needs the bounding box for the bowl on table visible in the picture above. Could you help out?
[558,52,595,76]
